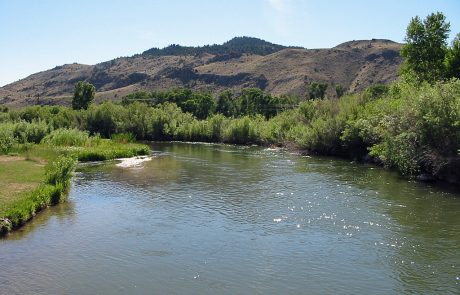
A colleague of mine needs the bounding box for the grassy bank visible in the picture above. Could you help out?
[0,131,151,236]
[0,153,75,236]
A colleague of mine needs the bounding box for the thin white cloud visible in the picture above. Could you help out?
[268,0,289,13]
[266,0,292,35]
[137,30,156,42]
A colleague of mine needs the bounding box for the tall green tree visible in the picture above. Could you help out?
[72,81,96,110]
[216,90,237,117]
[400,12,450,83]
[445,33,460,79]
[308,82,328,99]
[335,84,345,98]
[181,92,215,119]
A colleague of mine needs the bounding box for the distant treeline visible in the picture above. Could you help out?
[122,88,299,119]
[140,36,294,57]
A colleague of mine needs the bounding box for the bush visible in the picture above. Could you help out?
[0,124,16,154]
[111,132,136,143]
[341,80,460,176]
[223,116,263,144]
[12,121,50,144]
[71,141,150,161]
[208,114,227,142]
[44,155,76,186]
[85,102,121,138]
[118,102,153,140]
[42,128,89,147]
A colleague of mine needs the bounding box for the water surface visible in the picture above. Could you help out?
[1,143,459,294]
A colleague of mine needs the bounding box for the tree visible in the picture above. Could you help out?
[445,33,460,79]
[400,12,450,83]
[335,84,345,98]
[365,84,389,100]
[216,90,237,117]
[121,91,151,106]
[238,88,276,118]
[72,81,95,110]
[181,92,215,119]
[308,82,328,99]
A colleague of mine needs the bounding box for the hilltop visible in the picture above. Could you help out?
[0,37,403,106]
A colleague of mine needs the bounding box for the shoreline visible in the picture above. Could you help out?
[0,142,151,238]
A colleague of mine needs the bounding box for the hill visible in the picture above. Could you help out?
[0,37,403,106]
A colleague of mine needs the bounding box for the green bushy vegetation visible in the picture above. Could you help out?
[111,132,136,143]
[122,87,296,119]
[57,140,150,161]
[0,124,16,154]
[44,155,77,187]
[0,155,76,235]
[348,81,460,176]
[1,77,459,182]
[141,36,289,57]
[72,81,95,110]
[42,128,89,146]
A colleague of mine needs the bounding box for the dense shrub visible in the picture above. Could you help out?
[111,132,136,143]
[42,129,89,147]
[223,116,263,144]
[85,102,120,137]
[12,121,50,144]
[44,155,76,186]
[342,80,460,175]
[0,124,16,154]
[118,102,154,140]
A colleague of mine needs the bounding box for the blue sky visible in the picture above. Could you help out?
[1,0,459,86]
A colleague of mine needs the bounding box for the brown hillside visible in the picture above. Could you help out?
[0,38,402,107]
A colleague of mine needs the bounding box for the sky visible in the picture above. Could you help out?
[1,0,459,86]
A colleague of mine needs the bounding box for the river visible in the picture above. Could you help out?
[1,142,459,294]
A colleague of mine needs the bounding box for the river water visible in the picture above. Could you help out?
[1,142,459,294]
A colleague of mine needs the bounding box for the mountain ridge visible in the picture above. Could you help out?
[0,37,403,107]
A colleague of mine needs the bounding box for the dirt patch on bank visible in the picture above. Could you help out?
[0,156,25,162]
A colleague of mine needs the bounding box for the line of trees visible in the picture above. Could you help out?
[121,88,299,119]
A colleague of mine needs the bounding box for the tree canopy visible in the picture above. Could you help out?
[72,81,95,110]
[400,12,454,83]
[308,82,328,99]
[445,33,460,79]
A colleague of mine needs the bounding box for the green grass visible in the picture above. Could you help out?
[53,139,150,161]
[0,156,45,214]
[0,151,75,235]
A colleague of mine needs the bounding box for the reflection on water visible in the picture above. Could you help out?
[3,200,76,241]
[1,142,459,294]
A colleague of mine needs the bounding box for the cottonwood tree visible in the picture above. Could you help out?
[335,84,345,98]
[72,81,95,110]
[400,12,450,83]
[308,82,328,99]
[445,33,460,79]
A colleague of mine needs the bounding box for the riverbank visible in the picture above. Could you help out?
[1,79,459,189]
[0,141,150,237]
